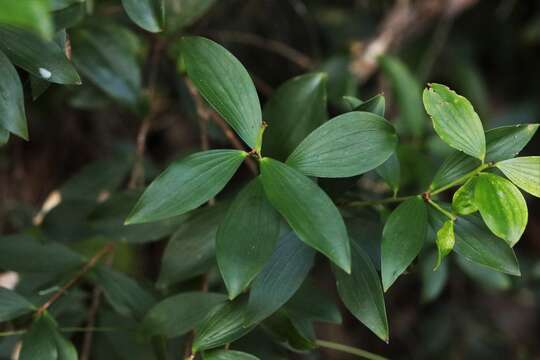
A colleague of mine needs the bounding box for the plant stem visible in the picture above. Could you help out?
[427,199,456,221]
[346,195,415,208]
[316,340,388,360]
[430,163,489,196]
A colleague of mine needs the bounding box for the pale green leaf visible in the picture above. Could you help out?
[452,177,478,215]
[0,0,53,39]
[434,220,455,270]
[496,156,540,197]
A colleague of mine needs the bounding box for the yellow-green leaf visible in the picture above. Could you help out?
[434,220,455,270]
[496,156,540,197]
[452,177,478,215]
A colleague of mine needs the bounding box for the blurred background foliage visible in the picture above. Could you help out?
[1,0,539,359]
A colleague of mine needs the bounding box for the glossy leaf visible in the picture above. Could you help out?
[452,177,478,215]
[245,231,315,325]
[20,315,58,360]
[0,0,53,39]
[376,153,400,196]
[456,255,511,291]
[379,55,424,137]
[420,251,448,303]
[0,25,80,85]
[287,111,397,178]
[217,178,281,299]
[381,197,428,291]
[204,350,260,360]
[142,292,226,337]
[260,158,351,272]
[474,173,528,246]
[181,36,261,148]
[263,73,327,160]
[434,220,455,270]
[126,150,246,224]
[497,156,540,197]
[122,0,164,32]
[71,25,142,108]
[166,0,216,31]
[334,242,388,342]
[0,288,35,322]
[0,49,28,140]
[423,83,486,160]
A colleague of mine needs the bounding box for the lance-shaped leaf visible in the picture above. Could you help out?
[381,197,428,291]
[217,178,281,299]
[0,49,27,140]
[343,94,385,116]
[54,332,78,360]
[333,242,388,342]
[245,231,315,325]
[434,220,455,270]
[496,156,540,197]
[263,73,327,160]
[0,25,80,85]
[452,177,478,215]
[0,288,35,322]
[423,83,486,160]
[126,150,246,224]
[455,255,511,291]
[122,0,164,32]
[260,158,351,272]
[180,36,261,148]
[204,350,259,360]
[376,153,400,196]
[0,0,53,39]
[474,173,528,246]
[20,315,58,360]
[141,292,226,338]
[286,111,397,178]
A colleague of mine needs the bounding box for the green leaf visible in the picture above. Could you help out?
[141,292,226,338]
[0,128,9,145]
[420,251,448,303]
[455,255,511,291]
[158,204,228,287]
[286,112,397,178]
[344,94,385,116]
[20,315,58,360]
[496,156,540,197]
[334,242,388,342]
[0,288,35,322]
[434,220,455,270]
[381,197,428,291]
[261,311,317,352]
[284,280,342,324]
[423,83,486,160]
[342,95,363,110]
[204,350,260,360]
[217,178,281,299]
[122,0,164,32]
[0,25,80,85]
[54,332,78,360]
[126,150,246,224]
[192,297,254,352]
[180,36,261,148]
[0,49,28,140]
[474,173,528,246]
[263,73,327,160]
[259,158,351,272]
[165,0,216,32]
[0,0,53,39]
[376,153,400,196]
[71,25,142,108]
[245,231,315,325]
[429,208,520,276]
[379,55,424,137]
[452,177,478,215]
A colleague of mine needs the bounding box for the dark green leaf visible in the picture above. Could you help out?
[181,36,261,148]
[434,220,455,270]
[0,128,9,145]
[52,3,86,30]
[20,315,58,360]
[261,311,316,352]
[452,177,478,215]
[420,251,448,303]
[245,231,315,325]
[342,95,363,110]
[122,0,164,32]
[54,332,78,360]
[217,178,281,299]
[376,153,400,196]
[204,350,260,360]
[166,0,216,32]
[474,173,527,246]
[284,280,341,324]
[379,55,424,137]
[286,111,397,178]
[345,94,385,116]
[127,150,246,224]
[381,197,428,291]
[0,25,80,84]
[0,0,53,39]
[0,49,27,140]
[334,242,388,342]
[496,156,540,197]
[430,151,479,192]
[260,158,350,272]
[263,73,327,160]
[0,288,35,322]
[141,292,226,338]
[455,255,511,291]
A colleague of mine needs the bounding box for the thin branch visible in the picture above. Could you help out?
[316,339,388,360]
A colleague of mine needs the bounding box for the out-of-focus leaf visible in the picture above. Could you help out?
[141,292,226,338]
[122,0,164,32]
[0,49,28,140]
[334,242,388,342]
[245,231,315,325]
[0,0,53,39]
[344,94,385,116]
[284,280,341,324]
[496,156,540,197]
[166,0,216,31]
[260,158,350,272]
[217,178,281,299]
[263,73,327,160]
[0,128,9,145]
[52,3,86,30]
[434,220,454,270]
[376,153,400,196]
[420,251,448,303]
[287,112,397,178]
[0,25,80,84]
[456,256,511,291]
[0,288,35,322]
[126,150,246,224]
[261,311,316,352]
[204,350,260,360]
[71,25,142,108]
[19,315,58,360]
[474,173,527,246]
[379,55,424,137]
[53,332,78,360]
[452,177,478,215]
[381,197,427,291]
[319,55,357,104]
[51,0,84,11]
[180,36,261,148]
